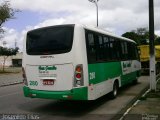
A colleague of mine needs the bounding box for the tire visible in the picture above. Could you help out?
[109,81,118,99]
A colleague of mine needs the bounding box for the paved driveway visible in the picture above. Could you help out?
[0,72,23,86]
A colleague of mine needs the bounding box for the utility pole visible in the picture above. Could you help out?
[88,0,99,27]
[2,40,7,47]
[15,39,17,48]
[149,0,156,91]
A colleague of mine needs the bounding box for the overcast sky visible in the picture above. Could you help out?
[1,0,160,51]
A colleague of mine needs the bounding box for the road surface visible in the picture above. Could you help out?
[0,76,149,120]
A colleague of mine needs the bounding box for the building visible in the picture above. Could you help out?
[0,52,22,67]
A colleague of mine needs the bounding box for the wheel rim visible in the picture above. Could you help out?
[113,84,117,96]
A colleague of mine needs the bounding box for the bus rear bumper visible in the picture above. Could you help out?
[23,86,88,100]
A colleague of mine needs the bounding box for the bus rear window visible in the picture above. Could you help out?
[26,25,74,55]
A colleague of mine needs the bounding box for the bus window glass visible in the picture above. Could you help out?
[97,35,104,61]
[115,40,121,60]
[86,32,96,63]
[110,37,118,60]
[121,41,128,60]
[103,36,110,60]
[133,44,139,60]
[26,25,74,55]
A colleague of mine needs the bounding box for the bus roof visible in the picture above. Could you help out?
[27,24,136,44]
[76,24,136,44]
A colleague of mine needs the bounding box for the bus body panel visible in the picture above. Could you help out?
[23,45,76,91]
[87,60,141,100]
[121,60,141,85]
[23,24,89,100]
[88,62,121,85]
[23,86,88,100]
[88,76,120,100]
[71,25,89,87]
[26,63,74,91]
[23,24,141,100]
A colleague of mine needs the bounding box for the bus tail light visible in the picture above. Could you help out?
[22,67,28,86]
[74,64,84,87]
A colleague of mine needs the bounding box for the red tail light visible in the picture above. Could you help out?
[74,64,84,87]
[76,73,81,79]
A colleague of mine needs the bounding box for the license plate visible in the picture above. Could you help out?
[43,79,54,85]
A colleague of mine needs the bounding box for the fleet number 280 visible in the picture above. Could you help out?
[89,72,96,80]
[29,81,38,86]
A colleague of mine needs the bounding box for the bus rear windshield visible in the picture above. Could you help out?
[26,25,74,55]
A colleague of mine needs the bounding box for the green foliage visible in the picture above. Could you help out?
[122,28,160,45]
[0,1,17,39]
[0,1,15,26]
[0,46,19,71]
[155,37,160,45]
[0,46,19,56]
[122,28,149,45]
[122,32,140,45]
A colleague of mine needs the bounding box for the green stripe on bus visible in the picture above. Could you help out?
[23,86,88,100]
[88,62,122,84]
[88,62,140,86]
[121,71,140,86]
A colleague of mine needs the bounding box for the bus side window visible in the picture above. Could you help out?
[127,42,132,60]
[121,41,128,60]
[136,46,140,60]
[97,35,104,61]
[110,37,118,60]
[133,44,139,60]
[115,40,121,60]
[127,42,138,60]
[103,36,110,60]
[86,32,96,63]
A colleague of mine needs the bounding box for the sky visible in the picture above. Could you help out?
[1,0,160,51]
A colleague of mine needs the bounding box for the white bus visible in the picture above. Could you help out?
[23,24,141,100]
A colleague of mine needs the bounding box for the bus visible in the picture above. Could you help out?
[22,24,141,100]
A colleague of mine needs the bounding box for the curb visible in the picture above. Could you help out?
[0,81,23,87]
[111,83,149,120]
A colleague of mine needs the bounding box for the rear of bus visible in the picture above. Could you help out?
[23,24,89,100]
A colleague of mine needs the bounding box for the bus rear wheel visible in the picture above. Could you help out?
[109,81,118,99]
[132,78,138,85]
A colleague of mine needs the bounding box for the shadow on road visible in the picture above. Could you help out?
[18,82,142,118]
[19,95,110,116]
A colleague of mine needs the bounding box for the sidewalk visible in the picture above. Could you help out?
[122,78,160,120]
[0,68,23,86]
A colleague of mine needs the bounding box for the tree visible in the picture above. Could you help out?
[0,1,16,39]
[122,28,159,45]
[122,32,140,44]
[122,28,149,45]
[155,37,160,45]
[0,46,19,71]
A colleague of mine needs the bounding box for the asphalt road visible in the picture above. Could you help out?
[0,76,149,120]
